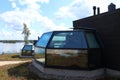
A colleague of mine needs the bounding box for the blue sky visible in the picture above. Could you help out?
[0,0,120,40]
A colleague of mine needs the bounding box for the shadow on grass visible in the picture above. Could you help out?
[11,55,20,58]
[7,62,42,80]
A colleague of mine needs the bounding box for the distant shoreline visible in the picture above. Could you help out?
[0,40,37,43]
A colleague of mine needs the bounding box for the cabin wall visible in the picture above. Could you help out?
[73,9,120,70]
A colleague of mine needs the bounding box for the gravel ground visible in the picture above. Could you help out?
[0,58,45,66]
[0,60,31,66]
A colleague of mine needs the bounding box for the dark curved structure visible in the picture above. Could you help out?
[31,29,104,80]
[33,29,103,69]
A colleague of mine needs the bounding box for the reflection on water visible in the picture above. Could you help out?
[0,42,33,54]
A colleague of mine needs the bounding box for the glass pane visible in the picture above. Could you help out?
[34,47,45,63]
[46,49,88,68]
[48,31,87,48]
[35,32,52,48]
[86,32,100,48]
[22,45,32,50]
[64,31,87,48]
[48,33,66,48]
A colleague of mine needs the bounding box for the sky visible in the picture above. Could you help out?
[0,0,120,40]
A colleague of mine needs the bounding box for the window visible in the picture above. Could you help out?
[22,45,32,50]
[48,31,87,48]
[48,33,66,48]
[34,47,45,54]
[64,31,87,48]
[85,32,100,48]
[35,32,52,48]
[46,49,88,68]
[34,47,45,63]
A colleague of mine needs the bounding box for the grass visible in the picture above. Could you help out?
[0,62,53,80]
[0,53,44,61]
[0,53,50,80]
[0,53,120,80]
[0,53,32,61]
[0,62,119,80]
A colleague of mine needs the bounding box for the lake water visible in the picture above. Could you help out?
[0,42,33,54]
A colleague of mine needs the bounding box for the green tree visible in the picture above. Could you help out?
[22,23,31,44]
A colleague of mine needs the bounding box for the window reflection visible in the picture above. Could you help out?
[34,47,45,63]
[46,49,88,68]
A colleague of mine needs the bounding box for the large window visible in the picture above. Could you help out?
[35,32,52,48]
[48,31,87,48]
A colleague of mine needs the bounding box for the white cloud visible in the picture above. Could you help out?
[11,2,16,8]
[88,0,120,11]
[56,6,76,19]
[0,29,23,40]
[19,0,49,5]
[0,0,68,40]
[55,0,120,20]
[0,0,41,39]
[1,0,120,40]
[55,0,91,20]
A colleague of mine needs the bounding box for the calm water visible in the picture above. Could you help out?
[0,42,33,54]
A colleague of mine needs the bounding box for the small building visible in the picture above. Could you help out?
[31,29,104,80]
[73,3,120,77]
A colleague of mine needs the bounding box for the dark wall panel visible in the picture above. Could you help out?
[73,9,120,70]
